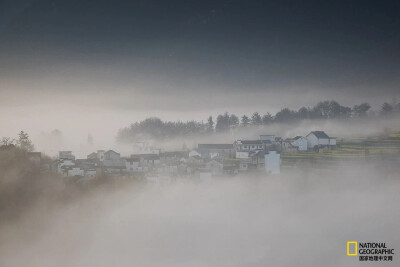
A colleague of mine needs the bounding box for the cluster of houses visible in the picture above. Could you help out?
[53,131,337,181]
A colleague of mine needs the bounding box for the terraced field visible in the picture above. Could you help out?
[281,133,400,171]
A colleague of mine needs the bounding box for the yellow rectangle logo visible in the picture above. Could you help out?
[347,241,358,256]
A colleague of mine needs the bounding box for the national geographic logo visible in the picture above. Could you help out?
[347,241,395,262]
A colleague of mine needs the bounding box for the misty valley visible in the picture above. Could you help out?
[1,1,400,265]
[1,123,400,266]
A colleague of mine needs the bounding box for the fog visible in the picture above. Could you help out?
[1,112,396,158]
[1,1,400,265]
[0,161,399,266]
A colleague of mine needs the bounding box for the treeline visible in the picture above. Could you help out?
[117,100,400,142]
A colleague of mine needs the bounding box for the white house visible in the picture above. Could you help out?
[102,150,126,173]
[291,136,308,151]
[234,140,264,152]
[57,159,75,174]
[329,137,337,146]
[129,154,160,171]
[67,167,85,177]
[306,131,331,149]
[189,150,202,158]
[88,150,105,161]
[59,151,75,160]
[197,144,235,159]
[265,151,280,174]
[85,169,97,177]
[236,151,249,159]
[125,158,143,172]
[133,142,160,155]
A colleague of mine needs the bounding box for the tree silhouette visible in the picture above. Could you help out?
[241,115,250,127]
[251,112,262,125]
[206,116,214,133]
[17,131,34,152]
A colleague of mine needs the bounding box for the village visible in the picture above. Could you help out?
[48,131,337,182]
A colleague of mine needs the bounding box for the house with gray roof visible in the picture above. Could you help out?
[306,131,336,149]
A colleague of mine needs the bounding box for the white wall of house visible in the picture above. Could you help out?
[125,160,140,172]
[189,150,201,158]
[133,142,160,155]
[209,152,219,159]
[143,158,160,166]
[97,150,105,161]
[306,133,329,148]
[59,151,75,160]
[265,151,280,174]
[306,134,318,148]
[57,159,74,173]
[68,168,84,177]
[236,151,249,159]
[105,151,120,160]
[319,138,329,145]
[85,170,97,177]
[329,138,337,146]
[292,137,308,151]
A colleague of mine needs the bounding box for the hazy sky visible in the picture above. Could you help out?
[0,0,400,148]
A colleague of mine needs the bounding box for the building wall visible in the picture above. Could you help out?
[57,159,74,173]
[265,151,280,174]
[306,134,319,148]
[292,138,308,151]
[189,150,201,158]
[133,142,160,155]
[68,168,84,177]
[236,151,249,159]
[329,138,337,146]
[125,160,140,172]
[238,144,263,151]
[85,170,97,177]
[59,151,75,160]
[319,138,329,145]
[105,151,120,160]
[97,151,105,161]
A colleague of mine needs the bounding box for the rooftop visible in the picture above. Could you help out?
[310,131,330,139]
[237,140,263,145]
[198,144,233,149]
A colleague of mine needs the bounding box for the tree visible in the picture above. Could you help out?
[241,115,250,127]
[206,116,214,133]
[297,107,310,120]
[1,137,15,147]
[338,105,352,118]
[381,102,393,115]
[16,131,34,152]
[262,113,273,124]
[251,112,262,125]
[352,103,371,117]
[274,108,296,123]
[215,112,230,132]
[228,114,239,129]
[311,100,351,119]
